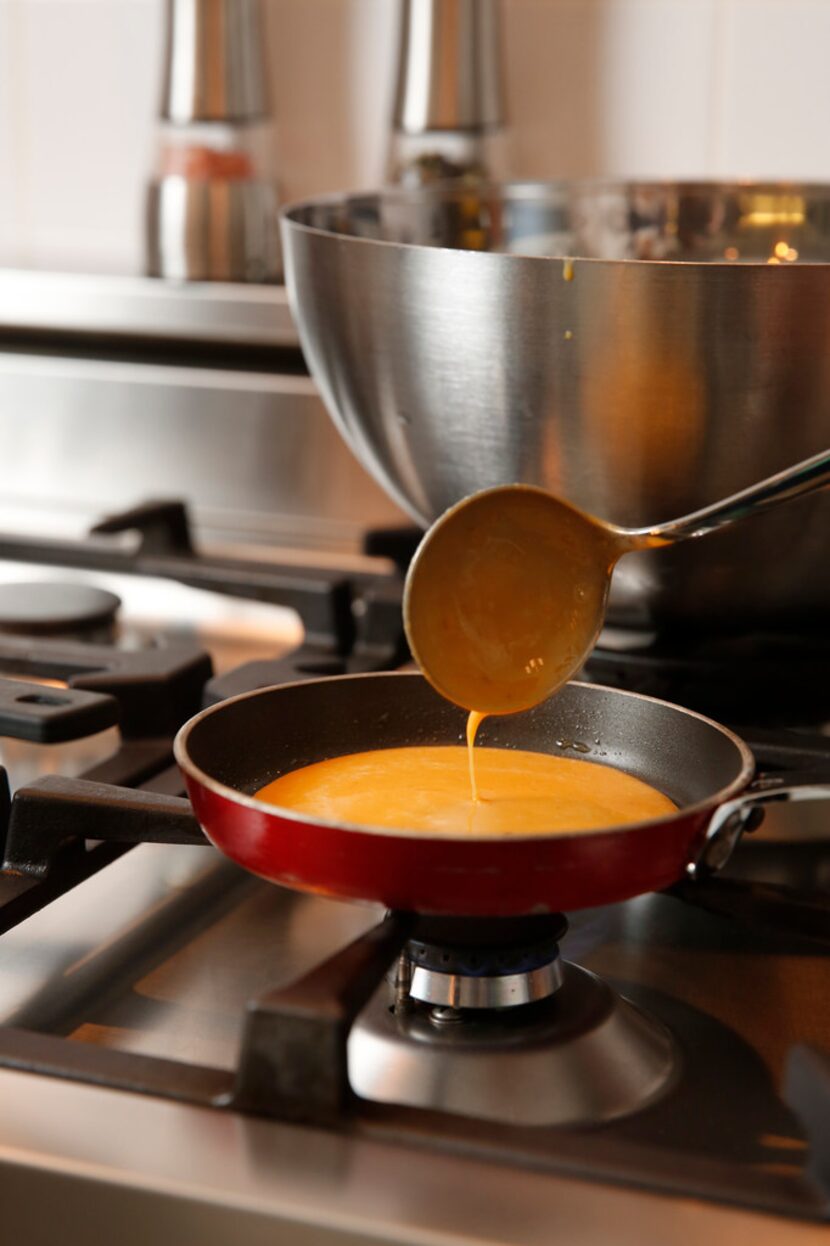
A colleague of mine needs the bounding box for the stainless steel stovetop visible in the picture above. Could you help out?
[1,843,828,1245]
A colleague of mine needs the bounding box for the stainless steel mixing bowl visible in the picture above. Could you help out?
[281,181,830,629]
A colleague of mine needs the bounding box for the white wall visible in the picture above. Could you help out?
[1,0,829,273]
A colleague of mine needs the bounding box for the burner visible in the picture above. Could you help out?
[405,914,567,1009]
[0,582,120,639]
[348,914,677,1126]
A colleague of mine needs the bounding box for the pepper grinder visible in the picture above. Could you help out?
[386,0,508,186]
[146,0,281,282]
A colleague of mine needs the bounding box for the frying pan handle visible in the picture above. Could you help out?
[672,775,830,945]
[689,778,830,878]
[3,775,203,878]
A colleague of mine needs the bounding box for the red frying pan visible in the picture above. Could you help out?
[172,672,787,917]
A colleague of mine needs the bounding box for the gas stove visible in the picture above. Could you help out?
[0,500,828,1245]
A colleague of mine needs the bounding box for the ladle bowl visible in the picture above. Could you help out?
[404,450,830,715]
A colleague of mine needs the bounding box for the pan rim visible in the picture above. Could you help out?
[174,673,756,845]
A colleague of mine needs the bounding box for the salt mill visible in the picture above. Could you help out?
[146,0,281,282]
[387,0,508,186]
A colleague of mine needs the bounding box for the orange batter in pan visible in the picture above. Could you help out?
[255,746,675,836]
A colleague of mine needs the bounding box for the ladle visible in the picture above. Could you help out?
[403,448,830,716]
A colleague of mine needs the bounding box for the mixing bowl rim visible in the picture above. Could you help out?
[280,177,830,270]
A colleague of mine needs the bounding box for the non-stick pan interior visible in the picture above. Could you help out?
[183,675,749,814]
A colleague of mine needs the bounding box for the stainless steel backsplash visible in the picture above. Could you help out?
[0,349,405,553]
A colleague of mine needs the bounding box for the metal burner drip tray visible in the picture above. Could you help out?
[348,963,678,1127]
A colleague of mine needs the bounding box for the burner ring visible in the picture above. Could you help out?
[409,954,564,1010]
[404,915,568,1010]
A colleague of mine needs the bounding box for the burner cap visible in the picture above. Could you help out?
[0,582,121,636]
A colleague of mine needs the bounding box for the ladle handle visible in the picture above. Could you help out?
[631,447,830,545]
